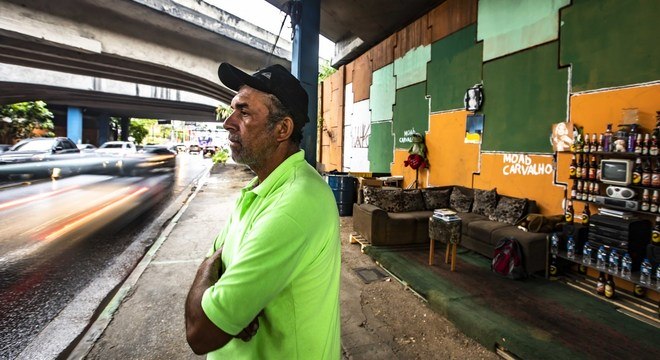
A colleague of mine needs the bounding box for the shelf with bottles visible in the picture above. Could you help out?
[551,249,659,291]
[571,121,659,157]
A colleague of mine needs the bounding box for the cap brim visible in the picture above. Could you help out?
[218,63,267,93]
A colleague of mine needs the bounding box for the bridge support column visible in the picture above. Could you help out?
[98,114,110,145]
[66,107,83,144]
[120,117,130,141]
[292,0,320,167]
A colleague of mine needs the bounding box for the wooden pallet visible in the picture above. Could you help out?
[349,233,370,252]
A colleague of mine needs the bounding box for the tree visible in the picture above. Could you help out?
[318,63,337,83]
[216,104,232,121]
[129,119,153,145]
[0,101,55,144]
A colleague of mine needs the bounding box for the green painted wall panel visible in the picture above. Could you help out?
[370,64,396,122]
[369,121,394,173]
[560,0,660,91]
[394,45,431,89]
[427,24,483,112]
[392,82,429,149]
[478,0,569,61]
[481,42,568,153]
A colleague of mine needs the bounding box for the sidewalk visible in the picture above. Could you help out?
[74,164,493,359]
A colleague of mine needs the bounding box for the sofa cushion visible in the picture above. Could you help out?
[466,220,511,245]
[456,212,488,235]
[363,186,402,212]
[422,188,451,210]
[472,188,498,217]
[450,187,473,212]
[489,195,527,225]
[400,189,426,212]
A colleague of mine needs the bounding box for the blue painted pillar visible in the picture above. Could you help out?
[98,114,110,145]
[292,0,320,167]
[120,117,130,141]
[66,107,83,144]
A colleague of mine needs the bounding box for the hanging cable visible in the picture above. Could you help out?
[266,1,292,67]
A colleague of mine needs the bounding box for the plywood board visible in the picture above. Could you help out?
[478,0,569,61]
[559,0,660,91]
[352,52,372,102]
[428,0,477,42]
[370,34,396,72]
[368,121,394,173]
[392,82,430,149]
[370,63,396,122]
[481,42,568,153]
[427,24,482,112]
[394,44,431,90]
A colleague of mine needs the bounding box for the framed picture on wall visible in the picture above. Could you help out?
[465,114,484,144]
[550,121,574,152]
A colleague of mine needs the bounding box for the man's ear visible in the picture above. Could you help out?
[275,117,294,142]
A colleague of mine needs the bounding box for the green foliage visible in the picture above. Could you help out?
[0,101,54,143]
[129,119,150,145]
[212,147,230,164]
[318,63,337,83]
[216,104,232,121]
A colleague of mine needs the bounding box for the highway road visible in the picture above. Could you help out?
[0,152,212,359]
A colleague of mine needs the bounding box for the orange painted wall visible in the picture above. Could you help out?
[569,84,660,136]
[391,110,479,189]
[473,153,565,214]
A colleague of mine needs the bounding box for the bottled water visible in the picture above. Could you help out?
[566,236,575,259]
[550,233,559,255]
[620,253,632,279]
[596,246,607,270]
[582,243,592,265]
[639,258,652,285]
[656,265,660,291]
[608,249,619,274]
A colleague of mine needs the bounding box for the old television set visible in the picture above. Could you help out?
[600,159,633,186]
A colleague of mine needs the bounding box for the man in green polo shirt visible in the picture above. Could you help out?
[185,62,341,359]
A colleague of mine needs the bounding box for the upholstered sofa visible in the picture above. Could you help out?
[352,185,551,274]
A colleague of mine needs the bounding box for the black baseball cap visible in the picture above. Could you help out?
[218,63,310,128]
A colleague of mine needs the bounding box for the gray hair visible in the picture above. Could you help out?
[265,93,303,145]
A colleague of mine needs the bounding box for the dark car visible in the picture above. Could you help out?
[0,137,82,181]
[0,137,80,164]
[188,144,201,155]
[203,145,218,157]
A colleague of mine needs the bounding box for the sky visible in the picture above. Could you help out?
[204,0,335,61]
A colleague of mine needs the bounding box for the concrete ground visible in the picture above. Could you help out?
[71,164,493,359]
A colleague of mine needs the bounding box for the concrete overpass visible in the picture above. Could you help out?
[0,63,220,122]
[0,0,293,105]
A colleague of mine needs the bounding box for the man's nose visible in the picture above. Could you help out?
[223,111,237,131]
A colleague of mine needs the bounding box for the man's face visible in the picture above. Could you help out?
[224,86,279,168]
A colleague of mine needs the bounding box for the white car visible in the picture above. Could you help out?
[96,141,137,156]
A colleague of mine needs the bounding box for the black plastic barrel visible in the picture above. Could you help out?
[326,174,356,216]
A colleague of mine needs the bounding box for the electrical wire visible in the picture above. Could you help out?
[266,1,291,66]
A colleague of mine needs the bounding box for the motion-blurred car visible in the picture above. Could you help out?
[0,137,80,164]
[96,141,137,156]
[0,144,12,153]
[128,145,177,175]
[188,144,201,155]
[77,143,98,152]
[0,137,83,181]
[175,144,186,153]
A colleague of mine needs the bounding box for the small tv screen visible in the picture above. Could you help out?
[600,159,632,186]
